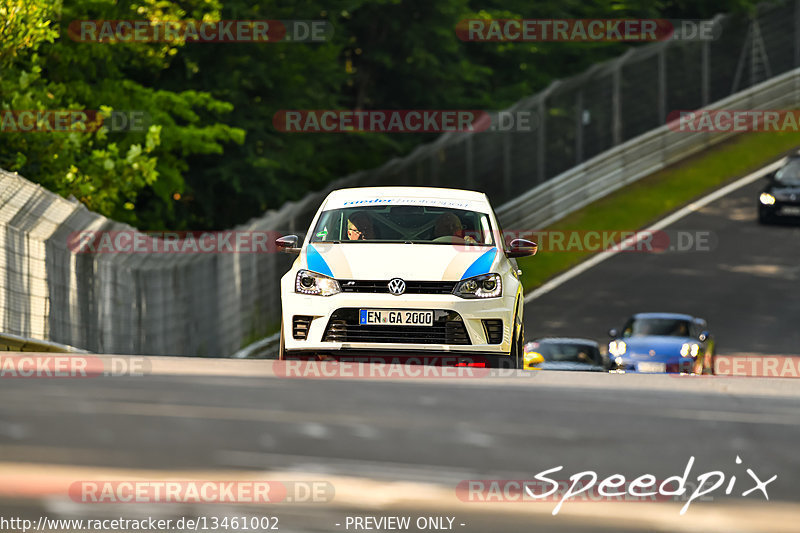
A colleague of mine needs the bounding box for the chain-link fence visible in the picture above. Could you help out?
[2,2,799,356]
[279,1,800,231]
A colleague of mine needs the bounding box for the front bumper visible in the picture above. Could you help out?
[611,357,696,374]
[760,200,800,217]
[281,281,516,355]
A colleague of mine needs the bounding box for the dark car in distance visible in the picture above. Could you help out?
[523,338,606,372]
[758,156,800,224]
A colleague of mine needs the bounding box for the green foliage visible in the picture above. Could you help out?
[0,0,243,228]
[0,0,767,229]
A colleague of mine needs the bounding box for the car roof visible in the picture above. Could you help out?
[529,337,600,347]
[323,186,489,205]
[631,312,697,321]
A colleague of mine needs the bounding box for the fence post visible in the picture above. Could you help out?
[502,132,512,195]
[702,40,710,106]
[575,91,584,164]
[465,135,474,188]
[612,62,622,146]
[537,98,546,184]
[658,46,667,125]
[796,0,800,67]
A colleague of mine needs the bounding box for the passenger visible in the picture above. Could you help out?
[347,212,375,240]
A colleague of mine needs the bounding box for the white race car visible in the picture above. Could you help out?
[276,187,537,368]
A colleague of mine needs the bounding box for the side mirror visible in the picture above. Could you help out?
[506,238,538,258]
[698,331,709,342]
[608,328,619,338]
[276,235,301,254]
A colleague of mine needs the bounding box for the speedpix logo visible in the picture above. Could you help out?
[457,456,776,515]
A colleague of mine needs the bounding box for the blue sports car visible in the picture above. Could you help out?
[607,313,715,374]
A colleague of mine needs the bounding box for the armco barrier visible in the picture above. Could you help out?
[0,332,87,353]
[494,68,800,229]
[0,173,293,356]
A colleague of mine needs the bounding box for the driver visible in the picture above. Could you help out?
[433,213,477,243]
[674,322,689,336]
[347,212,375,240]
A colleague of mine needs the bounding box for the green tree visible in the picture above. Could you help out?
[0,0,244,228]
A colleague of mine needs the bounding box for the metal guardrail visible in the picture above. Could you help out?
[0,332,89,353]
[495,67,800,229]
[230,332,280,359]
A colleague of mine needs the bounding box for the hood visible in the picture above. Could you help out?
[768,185,800,201]
[303,242,498,281]
[618,335,695,360]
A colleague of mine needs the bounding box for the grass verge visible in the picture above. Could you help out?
[515,130,800,290]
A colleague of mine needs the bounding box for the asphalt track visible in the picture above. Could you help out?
[2,164,800,532]
[523,175,800,355]
[1,358,799,532]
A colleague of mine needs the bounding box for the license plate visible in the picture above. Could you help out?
[637,362,666,373]
[359,309,434,326]
[780,206,800,216]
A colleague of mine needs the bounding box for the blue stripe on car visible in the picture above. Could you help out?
[306,244,333,277]
[461,247,497,280]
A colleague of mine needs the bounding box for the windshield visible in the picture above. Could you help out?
[775,159,800,185]
[310,205,495,245]
[622,318,691,337]
[533,342,600,364]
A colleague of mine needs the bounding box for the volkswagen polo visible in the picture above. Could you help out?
[276,187,537,368]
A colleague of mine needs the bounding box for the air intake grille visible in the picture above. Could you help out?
[339,280,457,294]
[323,309,470,345]
[482,319,503,344]
[292,316,313,340]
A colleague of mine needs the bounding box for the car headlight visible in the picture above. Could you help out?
[453,273,502,298]
[295,269,341,296]
[760,192,776,205]
[680,343,700,358]
[609,340,626,357]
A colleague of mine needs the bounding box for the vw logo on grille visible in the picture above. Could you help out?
[388,278,406,295]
